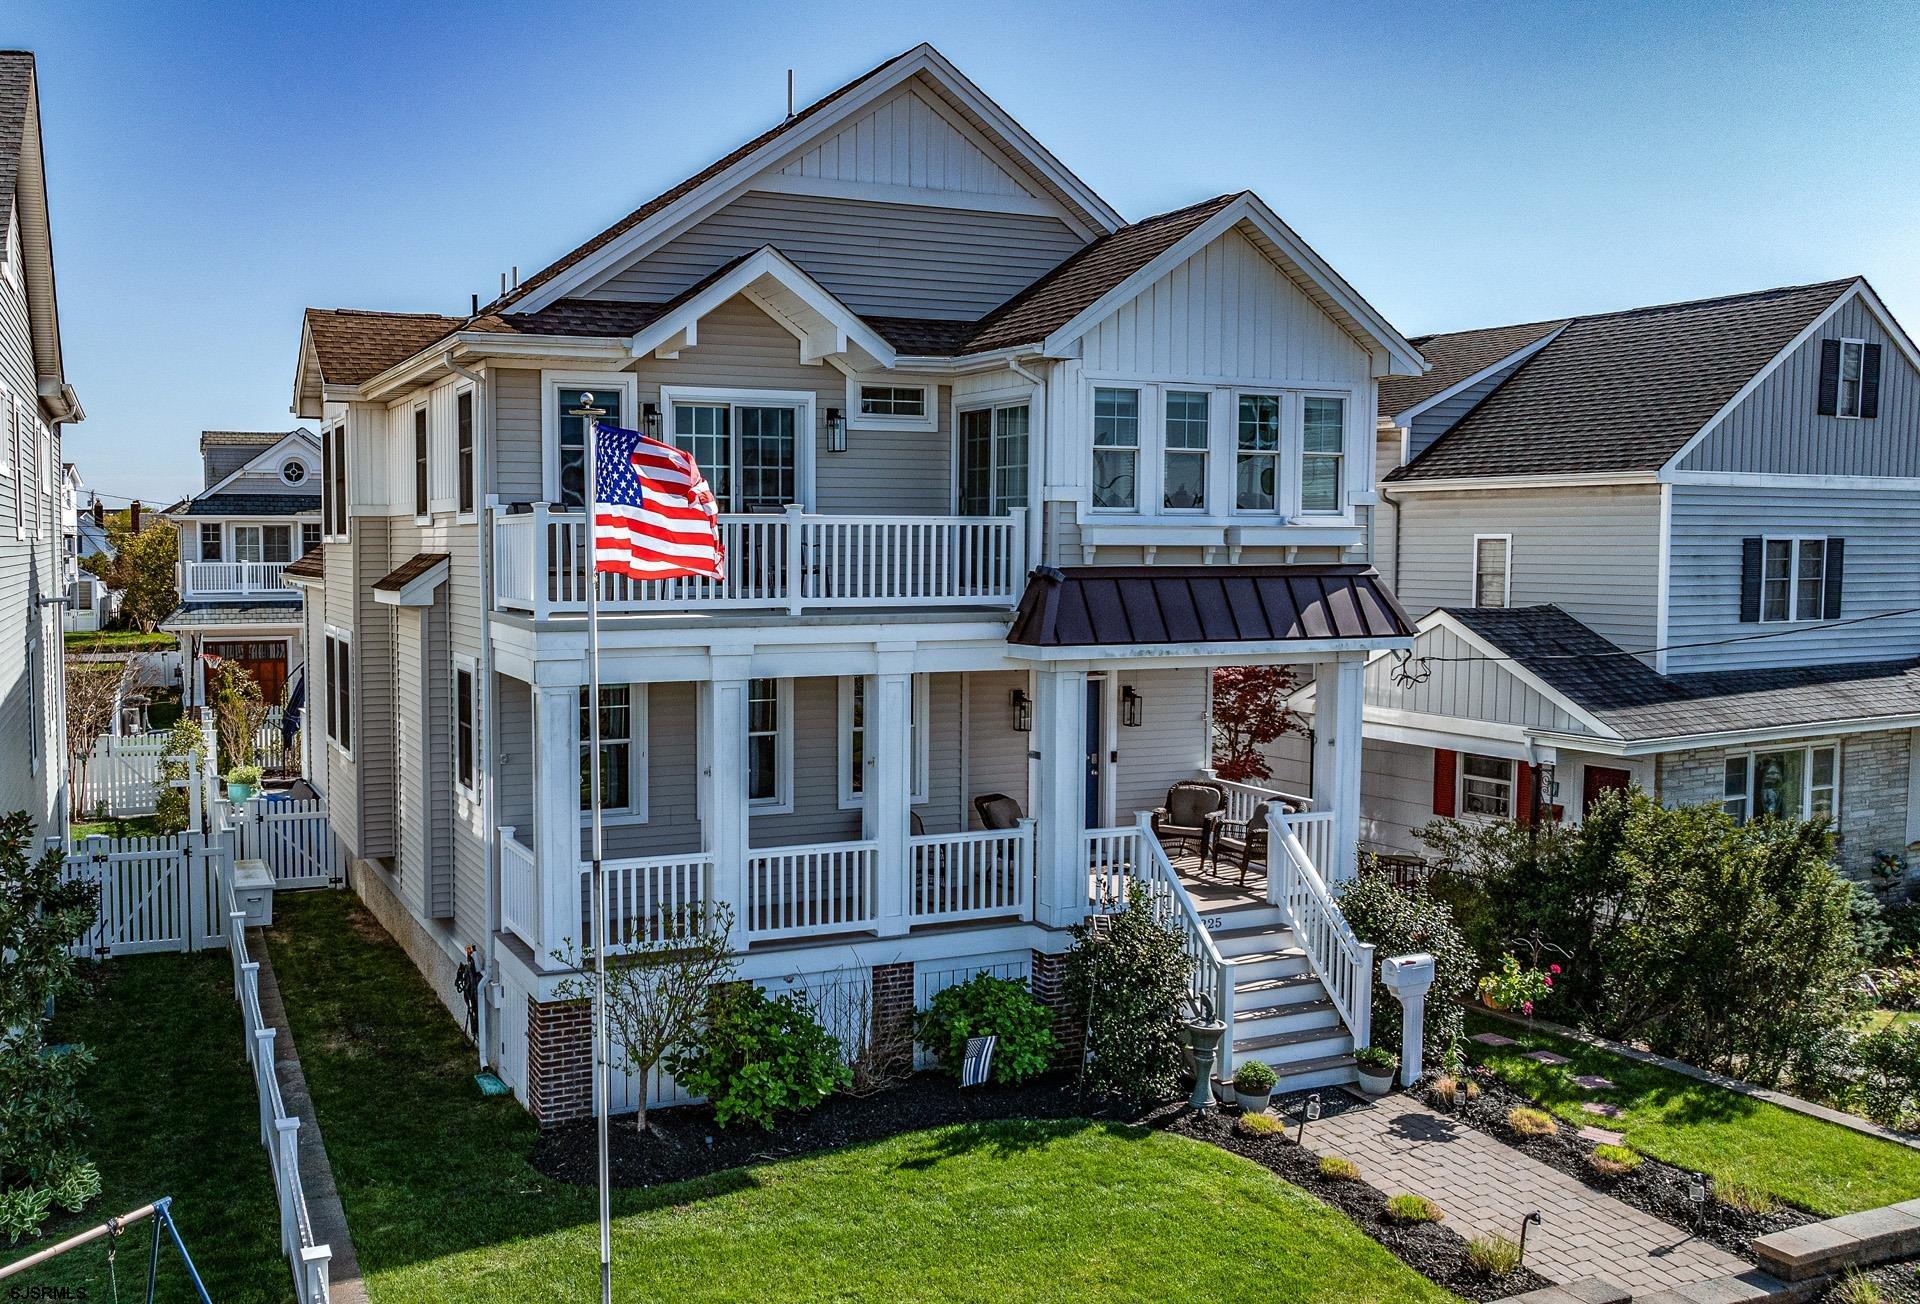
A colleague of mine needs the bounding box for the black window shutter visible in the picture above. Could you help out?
[1824,537,1845,619]
[1739,537,1763,623]
[1817,339,1841,416]
[1862,344,1883,418]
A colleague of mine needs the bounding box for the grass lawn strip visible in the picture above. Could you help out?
[1464,1011,1920,1216]
[64,629,177,652]
[267,891,1462,1303]
[0,951,288,1302]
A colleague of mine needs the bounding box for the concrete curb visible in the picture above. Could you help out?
[253,934,369,1304]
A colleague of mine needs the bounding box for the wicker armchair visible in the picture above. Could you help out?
[1209,800,1274,887]
[972,792,1025,831]
[1150,780,1226,857]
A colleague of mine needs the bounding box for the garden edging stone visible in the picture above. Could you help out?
[1753,1197,1920,1281]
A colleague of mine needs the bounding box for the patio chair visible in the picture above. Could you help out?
[1150,780,1225,858]
[972,792,1024,831]
[1209,801,1276,888]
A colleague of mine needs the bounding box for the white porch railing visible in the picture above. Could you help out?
[910,823,1032,924]
[1201,769,1314,824]
[1084,825,1139,911]
[186,560,292,596]
[492,503,1026,618]
[499,828,538,952]
[1283,809,1338,883]
[1130,812,1236,1076]
[1268,808,1373,1049]
[744,841,879,940]
[591,852,715,953]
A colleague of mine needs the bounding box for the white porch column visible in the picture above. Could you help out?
[864,654,914,936]
[703,664,752,943]
[1031,667,1088,929]
[532,682,580,963]
[1311,656,1366,885]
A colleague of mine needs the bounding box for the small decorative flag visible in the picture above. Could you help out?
[591,421,726,583]
[961,1034,997,1088]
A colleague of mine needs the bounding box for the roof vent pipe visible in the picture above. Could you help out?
[787,69,795,119]
[511,266,518,288]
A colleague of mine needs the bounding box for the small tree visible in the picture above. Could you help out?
[152,715,206,835]
[1064,882,1192,1103]
[553,902,738,1133]
[62,662,124,814]
[83,518,177,634]
[209,659,267,773]
[1210,665,1303,782]
[0,811,102,1241]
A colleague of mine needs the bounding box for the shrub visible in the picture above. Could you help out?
[668,983,849,1131]
[1714,1180,1777,1215]
[1354,1044,1397,1074]
[1232,1060,1277,1094]
[1338,873,1476,1060]
[1383,1193,1443,1224]
[1062,881,1191,1102]
[1833,1271,1884,1304]
[1466,1232,1523,1277]
[1589,1143,1643,1177]
[152,716,205,835]
[917,973,1054,1087]
[1852,1024,1920,1127]
[1318,1155,1360,1181]
[1507,1107,1556,1137]
[1237,1111,1285,1137]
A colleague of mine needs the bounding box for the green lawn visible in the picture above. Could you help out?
[70,813,170,840]
[268,891,1460,1303]
[1465,1011,1920,1216]
[0,951,288,1302]
[64,629,176,653]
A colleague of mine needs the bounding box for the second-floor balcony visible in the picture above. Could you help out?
[492,503,1028,619]
[183,560,293,597]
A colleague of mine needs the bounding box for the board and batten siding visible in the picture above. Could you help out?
[1392,486,1663,653]
[1361,624,1600,736]
[1664,483,1920,672]
[1680,293,1920,477]
[772,84,1048,204]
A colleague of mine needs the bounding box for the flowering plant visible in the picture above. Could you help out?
[1478,954,1558,1016]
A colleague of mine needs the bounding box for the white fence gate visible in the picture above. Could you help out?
[232,797,344,889]
[61,833,229,957]
[77,732,169,817]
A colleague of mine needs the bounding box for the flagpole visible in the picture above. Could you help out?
[570,392,613,1304]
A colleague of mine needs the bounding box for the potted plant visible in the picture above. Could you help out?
[1477,953,1556,1017]
[1354,1044,1398,1095]
[1231,1060,1278,1113]
[225,764,263,804]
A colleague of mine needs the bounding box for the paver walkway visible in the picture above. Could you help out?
[1309,1093,1750,1296]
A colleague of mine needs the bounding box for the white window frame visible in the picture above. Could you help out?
[0,381,11,479]
[455,384,478,523]
[541,370,641,508]
[1722,741,1840,827]
[1758,535,1828,623]
[837,674,932,810]
[952,390,1034,518]
[1160,388,1211,514]
[300,521,322,555]
[1472,534,1513,608]
[1299,393,1347,516]
[1836,338,1868,419]
[846,375,936,433]
[659,384,817,514]
[453,652,480,803]
[11,397,23,540]
[279,458,310,488]
[26,637,39,776]
[411,401,431,523]
[323,420,349,541]
[323,625,353,759]
[579,682,648,824]
[746,677,794,816]
[1089,385,1142,513]
[1458,753,1516,820]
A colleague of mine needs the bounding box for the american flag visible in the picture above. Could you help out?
[591,421,726,583]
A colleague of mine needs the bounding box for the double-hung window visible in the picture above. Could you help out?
[453,657,478,798]
[1460,754,1516,818]
[324,422,349,538]
[301,522,322,553]
[838,675,931,808]
[958,403,1030,517]
[199,523,223,562]
[1760,537,1827,622]
[323,631,352,753]
[579,684,641,818]
[456,390,476,516]
[1300,396,1345,513]
[747,678,785,808]
[1162,391,1209,511]
[1723,743,1838,825]
[1837,339,1867,418]
[1473,535,1511,608]
[1235,394,1282,511]
[1091,387,1139,511]
[412,406,429,519]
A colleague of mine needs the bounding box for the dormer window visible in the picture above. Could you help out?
[280,460,307,486]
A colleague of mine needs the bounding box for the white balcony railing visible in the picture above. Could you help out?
[185,560,292,596]
[744,841,880,940]
[909,823,1032,924]
[492,503,1027,618]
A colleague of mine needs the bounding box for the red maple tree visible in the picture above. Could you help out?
[1210,665,1304,782]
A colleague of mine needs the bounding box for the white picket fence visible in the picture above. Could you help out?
[223,870,333,1303]
[231,796,345,889]
[77,732,168,817]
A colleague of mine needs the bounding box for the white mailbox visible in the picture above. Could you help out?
[233,859,276,928]
[1379,952,1437,1086]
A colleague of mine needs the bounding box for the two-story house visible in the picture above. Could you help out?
[1282,278,1920,882]
[286,44,1429,1123]
[0,50,84,843]
[61,462,115,632]
[162,428,322,708]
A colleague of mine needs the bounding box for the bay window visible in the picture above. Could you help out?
[1162,391,1209,511]
[1091,387,1139,510]
[1723,743,1838,825]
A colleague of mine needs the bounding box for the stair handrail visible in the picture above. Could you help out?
[1267,808,1374,1049]
[1129,811,1236,1080]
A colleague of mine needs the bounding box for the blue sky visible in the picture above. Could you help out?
[11,0,1920,503]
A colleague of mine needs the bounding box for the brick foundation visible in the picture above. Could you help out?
[1030,950,1083,1069]
[871,961,916,1072]
[526,996,594,1126]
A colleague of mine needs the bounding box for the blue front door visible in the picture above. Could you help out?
[1085,679,1103,828]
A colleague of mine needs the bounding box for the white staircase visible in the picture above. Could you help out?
[1205,901,1358,1092]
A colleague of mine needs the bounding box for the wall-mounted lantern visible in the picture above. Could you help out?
[643,402,662,440]
[1010,688,1033,733]
[1121,684,1144,728]
[826,407,848,453]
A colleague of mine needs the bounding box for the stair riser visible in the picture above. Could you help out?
[1214,933,1302,961]
[1270,1063,1360,1094]
[1201,906,1288,933]
[1232,981,1328,1009]
[1235,1032,1354,1067]
[1226,956,1313,984]
[1233,1008,1342,1041]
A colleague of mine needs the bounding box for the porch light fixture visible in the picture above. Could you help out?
[826,407,847,453]
[1121,684,1144,728]
[642,402,662,440]
[1010,688,1032,733]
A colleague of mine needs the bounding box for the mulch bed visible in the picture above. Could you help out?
[1442,1067,1816,1261]
[1817,1263,1920,1301]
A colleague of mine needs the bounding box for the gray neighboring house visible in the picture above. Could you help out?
[0,51,84,843]
[1285,277,1920,881]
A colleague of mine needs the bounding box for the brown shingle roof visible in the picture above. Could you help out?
[1377,319,1568,420]
[372,552,450,593]
[281,546,326,580]
[304,308,466,386]
[0,52,31,248]
[1391,279,1858,480]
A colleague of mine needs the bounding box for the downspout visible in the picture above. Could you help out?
[445,350,501,1069]
[1008,356,1046,570]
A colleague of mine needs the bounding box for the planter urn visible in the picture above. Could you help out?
[1233,1086,1274,1114]
[1355,1062,1397,1096]
[227,781,256,803]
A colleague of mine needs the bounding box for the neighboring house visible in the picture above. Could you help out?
[161,428,321,707]
[285,43,1429,1123]
[60,462,116,631]
[0,50,84,844]
[1284,278,1920,883]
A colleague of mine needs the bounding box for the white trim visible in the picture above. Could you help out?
[539,370,640,505]
[1471,533,1512,608]
[1655,482,1673,675]
[579,682,649,825]
[1390,324,1569,429]
[1457,751,1517,820]
[1835,337,1868,420]
[629,245,898,369]
[194,428,324,501]
[1667,469,1920,491]
[372,556,450,608]
[323,625,353,760]
[1386,470,1659,493]
[452,652,481,803]
[1719,738,1841,828]
[1754,534,1833,624]
[453,382,479,524]
[747,676,794,816]
[410,400,431,523]
[837,673,932,809]
[845,374,937,433]
[658,384,818,512]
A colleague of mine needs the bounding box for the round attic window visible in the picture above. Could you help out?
[281,461,308,486]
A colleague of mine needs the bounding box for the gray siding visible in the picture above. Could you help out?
[1393,485,1663,652]
[587,191,1084,321]
[966,670,1030,827]
[492,368,542,503]
[1665,483,1920,671]
[1111,669,1210,823]
[1403,351,1537,460]
[1681,294,1920,477]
